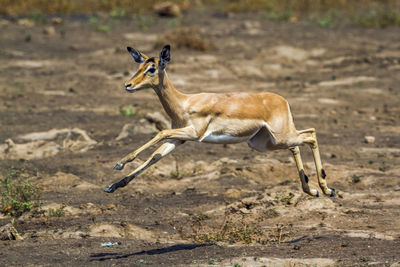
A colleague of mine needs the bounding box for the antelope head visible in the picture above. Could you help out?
[124,45,171,93]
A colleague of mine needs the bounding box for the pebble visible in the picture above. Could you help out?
[364,136,375,144]
[154,2,181,17]
[43,26,56,35]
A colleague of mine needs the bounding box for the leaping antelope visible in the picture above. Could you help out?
[104,45,334,197]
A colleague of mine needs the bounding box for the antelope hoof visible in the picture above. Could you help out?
[113,162,124,171]
[104,184,116,193]
[309,188,319,197]
[328,188,335,197]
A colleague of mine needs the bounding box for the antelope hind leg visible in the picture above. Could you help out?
[299,128,335,196]
[289,146,320,197]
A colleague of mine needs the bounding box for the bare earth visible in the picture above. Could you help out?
[1,12,400,266]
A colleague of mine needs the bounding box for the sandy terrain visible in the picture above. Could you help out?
[0,12,400,266]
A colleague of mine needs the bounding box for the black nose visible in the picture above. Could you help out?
[126,83,132,88]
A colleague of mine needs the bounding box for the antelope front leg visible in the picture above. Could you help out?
[114,126,198,170]
[105,140,183,193]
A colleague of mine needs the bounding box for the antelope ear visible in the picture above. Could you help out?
[159,44,171,70]
[127,47,148,63]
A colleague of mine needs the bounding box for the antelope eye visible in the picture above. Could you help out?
[147,68,156,74]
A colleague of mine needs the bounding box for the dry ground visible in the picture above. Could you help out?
[0,11,400,266]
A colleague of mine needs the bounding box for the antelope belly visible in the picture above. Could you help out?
[200,134,249,144]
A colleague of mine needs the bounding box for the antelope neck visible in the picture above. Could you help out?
[154,71,187,125]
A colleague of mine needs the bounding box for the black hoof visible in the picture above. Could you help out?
[104,185,116,193]
[113,163,124,171]
[329,188,336,197]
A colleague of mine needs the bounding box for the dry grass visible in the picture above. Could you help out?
[0,0,186,15]
[155,27,215,51]
[1,0,399,27]
[170,207,294,245]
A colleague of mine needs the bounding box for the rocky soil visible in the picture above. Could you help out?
[0,11,400,266]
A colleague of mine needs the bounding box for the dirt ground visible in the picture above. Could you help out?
[1,11,400,266]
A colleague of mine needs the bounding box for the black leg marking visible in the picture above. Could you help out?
[315,190,319,197]
[104,154,162,193]
[321,169,326,179]
[299,169,309,183]
[104,175,136,193]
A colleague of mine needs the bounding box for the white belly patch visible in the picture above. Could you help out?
[199,134,250,144]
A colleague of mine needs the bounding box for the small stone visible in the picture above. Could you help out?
[115,123,135,141]
[17,18,34,27]
[239,208,251,214]
[364,136,375,144]
[69,45,79,51]
[0,19,10,25]
[51,17,63,25]
[224,188,242,198]
[241,20,261,30]
[154,2,181,17]
[43,26,56,35]
[0,222,23,240]
[107,204,116,210]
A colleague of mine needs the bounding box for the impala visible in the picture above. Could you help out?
[104,45,334,197]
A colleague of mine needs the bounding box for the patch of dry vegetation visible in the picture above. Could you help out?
[155,27,214,51]
[0,0,186,15]
[171,206,294,245]
[1,0,399,27]
[0,0,399,28]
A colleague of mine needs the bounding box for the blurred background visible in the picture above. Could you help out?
[1,0,400,27]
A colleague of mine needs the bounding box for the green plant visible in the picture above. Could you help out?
[309,10,339,27]
[264,208,279,218]
[170,170,180,178]
[27,12,47,24]
[265,9,293,21]
[279,193,294,206]
[378,161,389,172]
[110,7,126,18]
[96,24,111,33]
[120,105,136,116]
[48,204,66,217]
[351,8,400,27]
[208,258,217,265]
[88,16,98,24]
[134,14,156,31]
[24,34,31,42]
[166,18,181,28]
[0,167,41,217]
[351,175,362,183]
[137,259,147,264]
